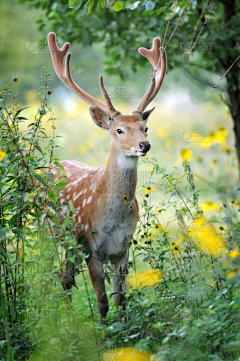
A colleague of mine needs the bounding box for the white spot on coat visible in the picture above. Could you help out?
[87,196,92,204]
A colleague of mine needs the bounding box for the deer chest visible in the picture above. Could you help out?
[95,205,137,262]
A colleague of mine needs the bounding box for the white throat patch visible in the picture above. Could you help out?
[117,152,138,170]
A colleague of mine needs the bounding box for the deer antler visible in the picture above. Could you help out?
[99,76,120,118]
[133,38,167,115]
[47,32,119,118]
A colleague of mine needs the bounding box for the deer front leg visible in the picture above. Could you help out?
[88,258,109,324]
[111,249,129,322]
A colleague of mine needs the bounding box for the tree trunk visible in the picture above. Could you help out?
[227,88,240,173]
[222,0,240,174]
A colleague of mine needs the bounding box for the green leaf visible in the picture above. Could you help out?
[86,0,94,12]
[47,215,61,226]
[34,144,43,154]
[47,201,57,211]
[113,1,123,11]
[0,340,6,348]
[34,174,48,188]
[69,0,82,8]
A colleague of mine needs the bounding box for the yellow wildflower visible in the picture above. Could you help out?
[148,232,157,241]
[13,74,18,83]
[0,150,6,162]
[140,234,146,242]
[221,144,231,154]
[142,186,156,196]
[25,216,34,227]
[226,272,235,279]
[229,250,240,259]
[146,259,156,265]
[127,269,163,289]
[180,148,192,162]
[151,224,162,232]
[200,127,228,149]
[198,201,219,212]
[102,347,158,361]
[170,240,183,256]
[156,209,161,215]
[32,249,39,253]
[189,217,226,256]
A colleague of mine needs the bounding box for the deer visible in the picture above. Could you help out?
[46,32,167,324]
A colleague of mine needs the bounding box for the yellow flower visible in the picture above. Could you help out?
[142,186,156,195]
[140,234,146,242]
[127,269,163,289]
[0,150,6,162]
[102,347,158,361]
[213,127,228,144]
[32,249,39,253]
[221,144,231,154]
[226,272,235,279]
[156,209,161,215]
[189,217,226,256]
[148,232,157,241]
[151,224,162,232]
[180,148,191,162]
[198,201,219,212]
[13,74,18,83]
[200,127,228,149]
[229,250,240,258]
[146,259,156,265]
[170,240,182,256]
[25,216,34,227]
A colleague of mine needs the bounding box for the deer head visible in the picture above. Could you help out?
[47,33,167,157]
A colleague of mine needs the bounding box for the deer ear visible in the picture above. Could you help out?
[142,107,155,123]
[89,106,111,130]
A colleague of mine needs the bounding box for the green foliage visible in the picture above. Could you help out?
[17,0,240,79]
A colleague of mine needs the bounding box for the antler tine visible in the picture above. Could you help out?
[47,32,119,117]
[134,38,167,114]
[99,76,120,118]
[133,73,156,114]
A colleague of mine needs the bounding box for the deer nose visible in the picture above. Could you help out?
[139,141,151,153]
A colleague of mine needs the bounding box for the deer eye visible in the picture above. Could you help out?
[145,127,149,133]
[117,129,124,134]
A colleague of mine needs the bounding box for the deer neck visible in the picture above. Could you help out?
[103,146,138,201]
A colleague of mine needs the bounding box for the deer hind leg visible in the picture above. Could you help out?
[61,249,82,292]
[111,249,129,322]
[88,258,108,324]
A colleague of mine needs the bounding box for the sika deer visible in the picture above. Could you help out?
[47,32,167,323]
